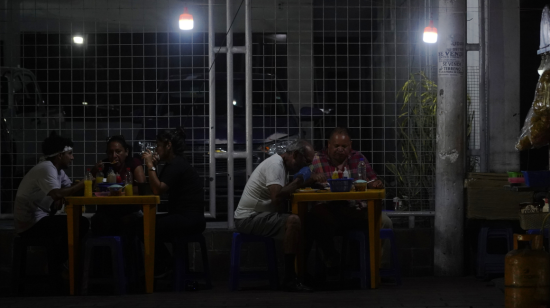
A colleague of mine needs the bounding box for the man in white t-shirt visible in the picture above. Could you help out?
[14,132,90,282]
[234,140,325,292]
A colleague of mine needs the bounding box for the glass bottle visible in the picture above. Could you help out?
[357,158,367,181]
[125,167,133,196]
[84,168,93,197]
[94,167,104,191]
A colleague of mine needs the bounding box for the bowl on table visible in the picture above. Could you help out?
[98,182,125,192]
[354,180,368,191]
[108,184,125,196]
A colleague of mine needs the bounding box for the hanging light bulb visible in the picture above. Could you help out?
[179,7,194,30]
[73,36,84,44]
[423,20,438,43]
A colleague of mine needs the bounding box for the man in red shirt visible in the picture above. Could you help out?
[309,127,393,275]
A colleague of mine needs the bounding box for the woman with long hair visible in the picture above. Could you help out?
[91,135,146,236]
[142,127,205,276]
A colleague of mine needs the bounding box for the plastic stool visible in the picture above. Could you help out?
[526,229,550,252]
[172,233,212,291]
[526,229,549,237]
[229,232,279,291]
[342,229,402,289]
[476,227,513,278]
[11,236,57,295]
[82,236,126,295]
[379,229,401,285]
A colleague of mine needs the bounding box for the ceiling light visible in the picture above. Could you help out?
[73,36,84,44]
[179,7,194,30]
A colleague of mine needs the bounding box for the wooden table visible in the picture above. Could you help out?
[291,189,386,289]
[64,195,160,295]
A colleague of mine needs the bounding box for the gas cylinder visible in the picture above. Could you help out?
[505,234,550,308]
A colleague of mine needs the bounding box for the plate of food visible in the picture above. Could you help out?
[297,187,318,193]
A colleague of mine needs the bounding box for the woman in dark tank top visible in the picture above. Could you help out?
[142,127,205,276]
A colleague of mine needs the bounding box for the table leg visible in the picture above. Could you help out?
[291,200,307,280]
[142,204,156,293]
[65,202,82,295]
[368,199,381,289]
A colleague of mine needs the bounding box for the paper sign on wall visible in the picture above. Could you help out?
[438,39,464,77]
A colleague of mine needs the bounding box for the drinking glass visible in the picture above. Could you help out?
[146,144,157,154]
[139,142,151,154]
[139,142,158,161]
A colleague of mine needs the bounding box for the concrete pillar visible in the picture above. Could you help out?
[434,0,466,276]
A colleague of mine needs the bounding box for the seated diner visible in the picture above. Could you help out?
[90,135,145,237]
[141,127,205,277]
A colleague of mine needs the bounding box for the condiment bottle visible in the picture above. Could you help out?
[107,169,116,183]
[84,168,93,197]
[331,170,339,179]
[343,167,349,179]
[94,167,104,191]
[116,172,122,183]
[338,169,343,179]
[125,167,133,196]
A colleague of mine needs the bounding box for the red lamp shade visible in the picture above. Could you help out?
[423,20,437,43]
[179,7,194,30]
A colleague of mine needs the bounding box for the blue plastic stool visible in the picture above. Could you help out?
[172,233,212,291]
[476,227,513,278]
[229,232,279,291]
[11,236,57,295]
[342,229,402,289]
[526,229,549,237]
[82,236,126,295]
[526,229,550,251]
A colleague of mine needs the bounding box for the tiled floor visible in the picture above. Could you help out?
[0,277,504,307]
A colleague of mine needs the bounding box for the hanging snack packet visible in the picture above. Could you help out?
[516,70,550,150]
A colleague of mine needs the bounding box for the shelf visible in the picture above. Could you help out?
[503,185,549,192]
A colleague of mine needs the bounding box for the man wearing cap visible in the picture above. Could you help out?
[14,131,90,282]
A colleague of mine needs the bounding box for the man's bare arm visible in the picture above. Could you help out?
[367,179,384,189]
[268,177,305,212]
[47,181,85,201]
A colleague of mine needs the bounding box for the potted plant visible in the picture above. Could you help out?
[387,71,475,211]
[386,71,437,211]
